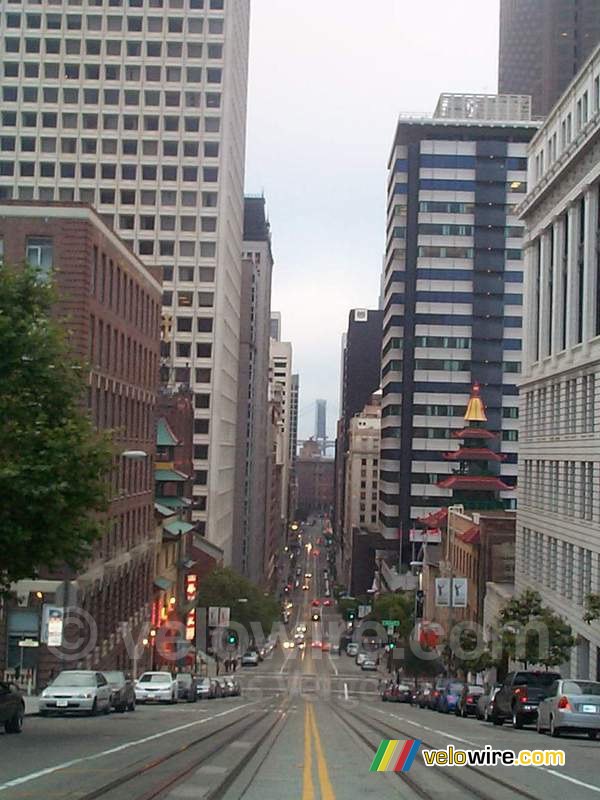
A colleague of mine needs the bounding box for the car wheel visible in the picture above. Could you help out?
[89,699,98,717]
[588,731,598,740]
[103,702,110,715]
[5,706,24,734]
[512,708,524,729]
[117,703,127,713]
[536,714,544,734]
[454,706,460,716]
[492,709,503,726]
[550,715,561,737]
[170,693,177,704]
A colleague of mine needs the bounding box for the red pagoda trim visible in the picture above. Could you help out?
[457,524,480,544]
[444,447,506,462]
[437,475,513,490]
[452,428,497,440]
[417,507,448,527]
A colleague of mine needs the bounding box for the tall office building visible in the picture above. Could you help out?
[518,49,600,678]
[270,311,282,342]
[290,373,299,466]
[379,98,538,541]
[315,399,327,442]
[269,339,293,523]
[233,196,274,583]
[499,0,600,117]
[0,0,251,559]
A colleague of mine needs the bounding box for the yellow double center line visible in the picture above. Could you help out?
[303,704,335,800]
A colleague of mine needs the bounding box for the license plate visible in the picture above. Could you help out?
[56,699,68,707]
[583,704,597,713]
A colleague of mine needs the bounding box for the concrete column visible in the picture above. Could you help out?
[551,216,565,355]
[538,230,552,360]
[522,240,539,370]
[566,203,580,349]
[583,186,598,343]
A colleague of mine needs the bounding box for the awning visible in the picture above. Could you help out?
[155,502,174,517]
[155,468,188,482]
[156,496,191,509]
[164,521,195,536]
[437,475,513,491]
[457,524,481,544]
[417,508,448,527]
[444,448,505,462]
[154,576,172,591]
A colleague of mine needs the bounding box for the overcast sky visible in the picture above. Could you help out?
[245,0,500,441]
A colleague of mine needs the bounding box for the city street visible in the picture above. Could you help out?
[2,520,600,799]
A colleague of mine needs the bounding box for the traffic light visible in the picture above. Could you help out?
[346,608,356,621]
[388,641,395,650]
[226,629,238,646]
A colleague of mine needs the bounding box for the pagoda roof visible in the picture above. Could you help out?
[457,524,480,544]
[452,428,497,440]
[444,448,506,462]
[464,383,487,423]
[417,507,448,527]
[437,475,514,491]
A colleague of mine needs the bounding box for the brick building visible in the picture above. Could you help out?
[0,202,161,685]
[296,440,335,517]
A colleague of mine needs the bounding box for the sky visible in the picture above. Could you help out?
[244,0,500,441]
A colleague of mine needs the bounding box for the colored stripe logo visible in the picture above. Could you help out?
[370,739,421,772]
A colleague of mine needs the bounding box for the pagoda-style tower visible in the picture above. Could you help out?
[436,383,512,511]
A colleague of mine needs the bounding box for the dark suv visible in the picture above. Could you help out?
[0,682,24,733]
[493,670,561,729]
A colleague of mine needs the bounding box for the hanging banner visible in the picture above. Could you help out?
[218,606,230,627]
[452,578,468,608]
[435,578,451,607]
[208,606,220,627]
[409,528,442,544]
[41,605,64,647]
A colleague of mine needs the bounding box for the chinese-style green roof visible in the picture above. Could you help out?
[157,417,178,447]
[155,468,188,482]
[164,521,195,536]
[156,496,191,508]
[155,502,174,517]
[154,576,172,591]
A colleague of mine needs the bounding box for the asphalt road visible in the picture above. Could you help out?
[2,518,600,799]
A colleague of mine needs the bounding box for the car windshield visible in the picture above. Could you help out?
[103,671,124,682]
[52,673,96,687]
[139,673,171,683]
[515,672,560,687]
[198,678,210,686]
[563,681,600,696]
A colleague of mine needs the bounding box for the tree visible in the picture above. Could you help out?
[584,593,600,624]
[490,589,575,669]
[195,567,280,635]
[397,639,444,684]
[0,262,113,592]
[443,627,493,678]
[367,592,414,641]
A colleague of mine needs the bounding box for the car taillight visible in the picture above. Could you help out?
[519,694,528,703]
[558,696,572,710]
[432,690,439,697]
[467,695,474,703]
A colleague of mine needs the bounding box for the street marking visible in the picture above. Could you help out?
[327,654,338,676]
[308,704,336,800]
[0,703,257,792]
[303,704,315,800]
[344,683,349,701]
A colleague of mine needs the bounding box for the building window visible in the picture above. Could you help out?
[26,237,53,275]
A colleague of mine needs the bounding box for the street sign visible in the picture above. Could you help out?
[208,607,220,627]
[387,626,394,635]
[358,604,372,619]
[409,528,442,544]
[18,639,39,648]
[381,619,400,628]
[218,606,230,626]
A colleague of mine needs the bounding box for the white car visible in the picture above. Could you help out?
[356,652,368,667]
[39,671,112,716]
[135,672,178,704]
[346,643,359,657]
[241,650,260,666]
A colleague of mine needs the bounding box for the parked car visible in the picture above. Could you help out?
[476,686,501,721]
[196,677,214,700]
[225,677,241,697]
[346,643,359,657]
[0,681,24,733]
[361,658,377,671]
[455,684,485,718]
[135,671,178,704]
[427,679,449,711]
[356,652,368,667]
[216,677,232,697]
[415,685,433,709]
[241,650,260,667]
[537,679,600,738]
[209,677,222,698]
[380,680,398,702]
[175,673,198,702]
[40,671,111,716]
[493,670,561,728]
[102,671,135,712]
[438,681,466,714]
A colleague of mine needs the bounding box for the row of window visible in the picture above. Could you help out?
[523,375,596,440]
[2,109,220,130]
[417,245,523,260]
[162,290,214,307]
[90,316,158,389]
[5,0,222,9]
[4,13,224,35]
[1,136,218,159]
[1,162,218,185]
[520,528,596,605]
[161,341,212,359]
[3,86,219,110]
[4,38,222,59]
[522,460,595,520]
[379,403,518,419]
[90,381,155,441]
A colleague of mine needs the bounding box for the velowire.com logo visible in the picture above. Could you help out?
[370,739,422,772]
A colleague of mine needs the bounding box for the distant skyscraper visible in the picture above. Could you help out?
[290,374,300,467]
[270,312,282,342]
[315,399,327,442]
[498,0,600,117]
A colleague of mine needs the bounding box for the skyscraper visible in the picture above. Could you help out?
[499,0,600,117]
[379,99,538,541]
[0,1,251,558]
[233,196,274,582]
[315,399,327,443]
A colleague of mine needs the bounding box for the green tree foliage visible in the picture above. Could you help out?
[490,589,575,669]
[443,627,493,678]
[584,593,600,624]
[0,262,113,591]
[397,639,444,683]
[367,592,414,640]
[195,566,280,633]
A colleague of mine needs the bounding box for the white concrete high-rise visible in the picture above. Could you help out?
[270,339,293,522]
[0,0,251,558]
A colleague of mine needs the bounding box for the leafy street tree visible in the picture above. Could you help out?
[367,591,415,641]
[195,566,280,634]
[584,593,600,624]
[443,627,493,678]
[490,589,575,669]
[0,262,113,592]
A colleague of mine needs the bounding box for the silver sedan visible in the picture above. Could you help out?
[537,679,600,739]
[39,671,112,716]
